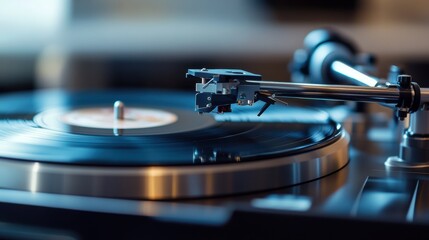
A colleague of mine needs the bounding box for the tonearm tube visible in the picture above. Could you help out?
[186,29,429,169]
[186,69,421,120]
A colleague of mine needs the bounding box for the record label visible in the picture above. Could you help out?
[59,107,178,129]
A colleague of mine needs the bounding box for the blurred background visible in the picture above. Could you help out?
[1,0,429,92]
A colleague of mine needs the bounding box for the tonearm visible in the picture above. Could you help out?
[186,29,429,169]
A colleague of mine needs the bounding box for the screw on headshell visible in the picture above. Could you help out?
[200,68,208,84]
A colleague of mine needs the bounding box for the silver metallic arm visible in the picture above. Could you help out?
[187,69,422,121]
[251,80,399,104]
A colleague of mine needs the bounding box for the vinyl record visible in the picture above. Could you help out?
[0,89,341,166]
[0,89,349,199]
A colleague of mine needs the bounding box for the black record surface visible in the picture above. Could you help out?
[0,89,341,166]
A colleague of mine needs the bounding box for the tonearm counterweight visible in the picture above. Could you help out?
[186,29,429,169]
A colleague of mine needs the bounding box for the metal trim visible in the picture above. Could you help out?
[0,131,349,200]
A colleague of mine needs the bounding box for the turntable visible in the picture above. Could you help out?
[0,89,347,200]
[0,29,429,239]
